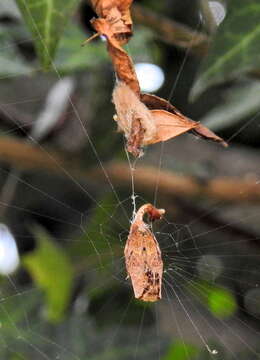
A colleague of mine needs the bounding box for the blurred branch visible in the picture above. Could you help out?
[132,4,210,56]
[93,163,260,203]
[0,137,66,173]
[1,136,260,203]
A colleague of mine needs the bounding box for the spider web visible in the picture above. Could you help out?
[0,2,260,360]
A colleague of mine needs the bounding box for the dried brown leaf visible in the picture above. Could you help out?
[113,83,227,156]
[147,109,198,144]
[90,0,133,45]
[124,204,164,302]
[141,93,181,115]
[192,124,228,147]
[92,19,140,95]
[141,93,228,147]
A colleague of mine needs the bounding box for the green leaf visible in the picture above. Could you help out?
[192,0,260,98]
[23,227,73,322]
[15,0,78,70]
[163,340,199,360]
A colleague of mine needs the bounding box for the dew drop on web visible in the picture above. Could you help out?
[206,345,218,355]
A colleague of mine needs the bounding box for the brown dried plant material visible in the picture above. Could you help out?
[126,118,145,157]
[113,82,155,155]
[141,93,228,146]
[90,0,133,45]
[89,2,226,155]
[91,18,140,95]
[124,204,164,302]
[147,109,198,144]
[88,2,137,95]
[113,82,227,157]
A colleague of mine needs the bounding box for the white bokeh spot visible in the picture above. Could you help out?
[134,63,165,93]
[0,224,19,275]
[209,1,226,25]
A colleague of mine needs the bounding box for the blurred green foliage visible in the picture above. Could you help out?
[69,193,121,270]
[15,0,78,70]
[0,289,39,336]
[23,227,73,322]
[192,0,260,98]
[54,20,109,73]
[207,287,237,318]
[191,280,237,319]
[163,340,199,360]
